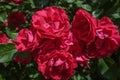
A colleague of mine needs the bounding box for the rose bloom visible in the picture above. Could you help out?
[0,34,9,44]
[87,17,120,58]
[32,38,65,62]
[6,0,23,4]
[37,50,77,80]
[69,36,89,67]
[72,9,96,45]
[31,6,70,39]
[60,31,73,51]
[32,31,73,62]
[7,11,26,27]
[15,28,40,52]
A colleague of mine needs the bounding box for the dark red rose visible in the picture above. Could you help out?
[69,36,89,67]
[8,11,26,27]
[32,31,73,62]
[6,0,23,4]
[13,52,32,64]
[37,50,77,80]
[60,31,73,51]
[0,34,9,44]
[32,38,63,62]
[15,28,40,52]
[72,9,96,45]
[31,6,70,39]
[87,17,120,58]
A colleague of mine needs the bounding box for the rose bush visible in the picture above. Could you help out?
[0,0,120,80]
[13,7,120,79]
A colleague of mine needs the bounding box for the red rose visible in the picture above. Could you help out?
[31,6,70,39]
[6,0,23,4]
[37,50,77,80]
[69,36,89,67]
[60,31,73,51]
[32,38,65,62]
[72,9,96,45]
[15,28,40,52]
[32,31,73,61]
[0,34,9,44]
[8,11,26,27]
[87,17,120,58]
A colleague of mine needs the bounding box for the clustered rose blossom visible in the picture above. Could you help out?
[87,17,120,58]
[6,0,23,4]
[12,6,120,80]
[71,9,120,61]
[14,6,76,80]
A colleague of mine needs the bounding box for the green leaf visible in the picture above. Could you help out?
[0,75,3,80]
[16,52,31,59]
[75,1,83,7]
[113,0,120,7]
[5,5,12,9]
[40,0,49,5]
[92,9,103,18]
[3,62,10,67]
[86,75,92,80]
[112,13,120,19]
[72,74,85,80]
[29,0,35,8]
[10,33,18,40]
[0,12,7,22]
[104,57,115,66]
[5,27,18,39]
[103,64,119,80]
[98,59,109,75]
[33,0,49,8]
[0,43,16,63]
[66,0,75,3]
[81,4,92,11]
[72,75,79,80]
[33,73,39,78]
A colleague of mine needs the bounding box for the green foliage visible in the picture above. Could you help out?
[0,0,120,80]
[0,43,16,63]
[98,59,109,75]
